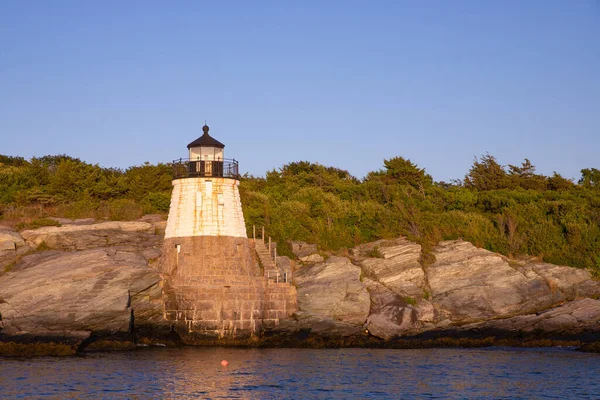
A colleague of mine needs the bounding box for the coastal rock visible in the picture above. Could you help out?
[284,256,370,336]
[0,229,26,251]
[20,221,155,251]
[0,228,29,272]
[2,219,600,348]
[427,240,555,323]
[0,248,165,344]
[0,237,16,251]
[528,262,600,299]
[289,241,318,259]
[353,238,425,298]
[300,253,324,263]
[447,298,600,340]
[139,214,167,234]
[426,240,600,325]
[363,278,435,340]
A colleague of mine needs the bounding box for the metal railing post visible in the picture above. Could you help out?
[253,225,256,241]
[268,237,271,256]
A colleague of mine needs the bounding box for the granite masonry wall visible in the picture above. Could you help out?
[160,236,297,341]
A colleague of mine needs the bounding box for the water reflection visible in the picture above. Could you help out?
[1,347,599,399]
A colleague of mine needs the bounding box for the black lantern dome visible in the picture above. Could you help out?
[187,125,225,149]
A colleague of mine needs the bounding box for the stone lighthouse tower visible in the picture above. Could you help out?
[165,124,246,240]
[160,125,296,343]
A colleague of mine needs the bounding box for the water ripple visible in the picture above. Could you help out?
[1,347,599,399]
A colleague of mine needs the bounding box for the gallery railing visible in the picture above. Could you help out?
[172,158,239,179]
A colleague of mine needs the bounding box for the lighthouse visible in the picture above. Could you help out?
[160,125,296,342]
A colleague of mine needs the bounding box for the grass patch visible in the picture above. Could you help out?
[423,289,432,300]
[403,296,417,306]
[365,246,384,259]
[36,241,50,251]
[16,218,61,231]
[3,261,16,273]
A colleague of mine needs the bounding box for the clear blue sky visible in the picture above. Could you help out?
[1,1,598,182]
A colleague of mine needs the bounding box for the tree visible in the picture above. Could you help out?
[0,155,27,167]
[508,159,547,190]
[508,158,535,178]
[547,172,575,191]
[464,154,512,191]
[579,168,600,188]
[366,156,432,189]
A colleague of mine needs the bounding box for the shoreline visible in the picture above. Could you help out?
[2,336,599,357]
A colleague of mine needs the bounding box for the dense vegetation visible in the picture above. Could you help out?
[1,153,599,274]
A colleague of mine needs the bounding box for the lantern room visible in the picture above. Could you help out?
[187,124,225,161]
[172,124,239,179]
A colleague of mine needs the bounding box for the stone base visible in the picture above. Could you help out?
[160,236,297,342]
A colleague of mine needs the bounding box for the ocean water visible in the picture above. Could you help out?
[1,347,599,399]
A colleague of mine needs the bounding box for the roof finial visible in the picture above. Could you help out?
[202,122,209,134]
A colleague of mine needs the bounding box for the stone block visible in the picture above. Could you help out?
[195,301,214,311]
[185,310,195,320]
[199,311,218,320]
[165,311,177,321]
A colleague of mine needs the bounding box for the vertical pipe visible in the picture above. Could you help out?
[262,226,265,243]
[253,225,256,241]
[268,237,271,256]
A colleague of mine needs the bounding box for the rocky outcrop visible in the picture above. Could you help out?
[437,298,600,341]
[278,256,370,336]
[289,241,317,259]
[0,221,167,347]
[289,240,324,263]
[20,221,155,251]
[428,240,600,325]
[363,278,434,340]
[0,249,165,343]
[429,241,551,324]
[0,229,25,251]
[1,220,599,350]
[281,238,600,342]
[352,238,426,298]
[0,226,30,272]
[348,238,435,340]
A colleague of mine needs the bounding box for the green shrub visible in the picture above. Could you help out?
[107,199,143,221]
[16,218,61,230]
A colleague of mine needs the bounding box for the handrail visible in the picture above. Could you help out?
[171,158,239,179]
[266,270,291,283]
[253,225,293,283]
